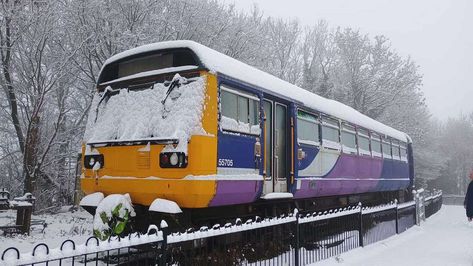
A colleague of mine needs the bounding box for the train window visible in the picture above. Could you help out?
[400,142,408,161]
[371,133,382,157]
[238,96,249,123]
[341,124,357,154]
[392,140,401,160]
[98,49,199,84]
[322,117,340,148]
[382,138,392,159]
[221,89,238,120]
[358,128,371,156]
[220,86,260,134]
[297,111,320,145]
[249,99,259,125]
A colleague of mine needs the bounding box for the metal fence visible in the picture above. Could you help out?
[424,192,443,218]
[1,192,442,266]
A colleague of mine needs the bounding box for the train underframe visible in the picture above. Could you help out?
[126,188,413,233]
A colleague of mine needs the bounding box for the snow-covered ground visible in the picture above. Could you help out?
[1,205,469,266]
[316,205,473,266]
[0,207,93,254]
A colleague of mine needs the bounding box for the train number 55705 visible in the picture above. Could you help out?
[218,159,234,167]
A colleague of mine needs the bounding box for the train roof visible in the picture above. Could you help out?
[102,40,411,143]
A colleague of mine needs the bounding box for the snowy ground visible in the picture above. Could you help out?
[316,205,473,266]
[0,207,93,253]
[1,205,470,266]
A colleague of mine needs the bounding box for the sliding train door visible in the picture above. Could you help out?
[263,99,288,194]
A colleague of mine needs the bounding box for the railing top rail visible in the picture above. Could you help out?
[169,214,297,243]
[2,231,163,265]
[299,206,360,224]
[362,202,397,214]
[397,201,416,209]
[425,191,443,202]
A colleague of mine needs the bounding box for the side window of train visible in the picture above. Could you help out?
[341,123,357,154]
[321,117,340,150]
[357,128,371,156]
[220,85,260,135]
[400,142,408,161]
[392,140,401,160]
[296,110,320,146]
[371,133,382,158]
[382,137,392,159]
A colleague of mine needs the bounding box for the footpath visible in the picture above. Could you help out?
[316,205,473,266]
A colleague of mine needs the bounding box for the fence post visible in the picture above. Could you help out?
[395,199,399,234]
[160,220,168,266]
[294,210,300,266]
[358,202,363,247]
[413,190,419,226]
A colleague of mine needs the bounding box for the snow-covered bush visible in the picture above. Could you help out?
[93,194,136,241]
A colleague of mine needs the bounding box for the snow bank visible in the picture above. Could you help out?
[149,198,182,214]
[102,41,410,142]
[79,192,104,207]
[83,75,207,153]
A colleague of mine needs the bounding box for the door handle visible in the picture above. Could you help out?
[298,148,306,160]
[254,139,261,157]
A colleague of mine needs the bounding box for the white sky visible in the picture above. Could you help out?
[227,0,473,120]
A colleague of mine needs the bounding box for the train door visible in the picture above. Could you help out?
[263,99,288,194]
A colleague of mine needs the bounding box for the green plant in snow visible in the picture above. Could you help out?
[93,203,132,241]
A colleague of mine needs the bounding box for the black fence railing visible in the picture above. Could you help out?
[397,203,417,234]
[297,207,360,265]
[1,192,442,266]
[425,192,443,218]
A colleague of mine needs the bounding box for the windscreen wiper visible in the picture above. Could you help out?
[161,73,190,106]
[161,77,182,105]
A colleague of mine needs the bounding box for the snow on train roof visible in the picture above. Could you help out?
[102,40,410,143]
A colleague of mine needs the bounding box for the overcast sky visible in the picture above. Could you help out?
[227,0,472,120]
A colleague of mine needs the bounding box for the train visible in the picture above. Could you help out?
[79,40,414,228]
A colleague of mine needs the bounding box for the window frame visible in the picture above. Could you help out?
[400,142,408,162]
[370,132,382,158]
[219,85,261,136]
[381,137,393,159]
[296,109,320,146]
[341,123,357,155]
[321,116,341,150]
[357,128,371,157]
[391,139,401,160]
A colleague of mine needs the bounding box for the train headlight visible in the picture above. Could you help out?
[84,155,104,169]
[160,152,188,168]
[170,153,178,166]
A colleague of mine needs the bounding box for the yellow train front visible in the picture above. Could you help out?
[80,41,414,225]
[80,42,265,222]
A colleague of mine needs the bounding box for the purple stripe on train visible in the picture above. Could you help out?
[294,154,409,199]
[209,180,263,207]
